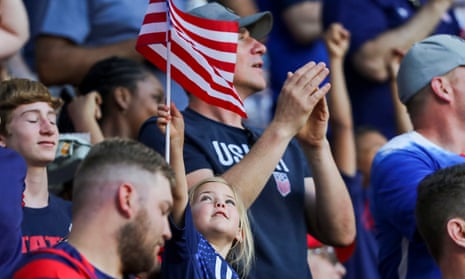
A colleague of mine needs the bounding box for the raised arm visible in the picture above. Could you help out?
[66,92,104,144]
[295,23,356,246]
[35,37,144,85]
[324,23,355,176]
[187,62,332,208]
[352,0,453,82]
[296,82,356,246]
[157,103,187,226]
[388,50,413,134]
[0,0,29,60]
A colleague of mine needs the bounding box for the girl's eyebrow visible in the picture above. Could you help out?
[198,191,235,199]
[198,190,213,195]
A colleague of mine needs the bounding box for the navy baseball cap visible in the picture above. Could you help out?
[188,2,273,40]
[397,34,465,104]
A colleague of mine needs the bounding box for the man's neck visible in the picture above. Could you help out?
[24,166,49,208]
[413,103,465,154]
[188,98,244,128]
[415,124,465,155]
[440,256,465,279]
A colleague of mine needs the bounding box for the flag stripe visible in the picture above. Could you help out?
[146,1,167,13]
[142,14,168,28]
[143,1,168,28]
[139,22,168,35]
[137,32,167,46]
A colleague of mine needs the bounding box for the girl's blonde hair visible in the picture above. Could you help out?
[189,176,254,278]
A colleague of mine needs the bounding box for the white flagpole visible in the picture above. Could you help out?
[164,1,172,164]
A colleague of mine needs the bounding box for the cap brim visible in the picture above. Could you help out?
[239,11,272,40]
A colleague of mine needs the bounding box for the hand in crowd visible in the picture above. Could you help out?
[272,61,331,142]
[324,23,350,60]
[308,253,347,279]
[388,48,405,80]
[67,91,104,143]
[67,91,102,125]
[156,103,184,148]
[0,0,29,61]
[296,88,330,149]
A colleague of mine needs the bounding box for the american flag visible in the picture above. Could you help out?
[136,0,247,117]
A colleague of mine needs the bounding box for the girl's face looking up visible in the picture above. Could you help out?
[191,181,242,245]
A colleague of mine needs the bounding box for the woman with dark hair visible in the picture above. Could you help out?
[60,56,164,143]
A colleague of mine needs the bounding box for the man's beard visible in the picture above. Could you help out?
[117,208,157,276]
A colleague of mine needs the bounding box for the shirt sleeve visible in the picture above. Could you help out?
[13,258,84,279]
[0,147,27,277]
[162,204,203,279]
[163,205,201,260]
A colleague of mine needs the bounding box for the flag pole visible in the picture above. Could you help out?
[164,1,172,164]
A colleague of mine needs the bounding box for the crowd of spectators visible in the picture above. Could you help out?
[1,0,465,278]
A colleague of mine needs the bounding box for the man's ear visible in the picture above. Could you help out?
[446,218,465,248]
[430,76,452,103]
[113,87,132,111]
[117,183,137,219]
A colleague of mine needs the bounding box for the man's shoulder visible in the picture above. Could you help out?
[370,133,433,191]
[0,147,27,178]
[13,243,88,279]
[374,132,428,164]
[374,131,463,168]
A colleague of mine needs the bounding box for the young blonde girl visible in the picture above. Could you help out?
[157,103,254,279]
